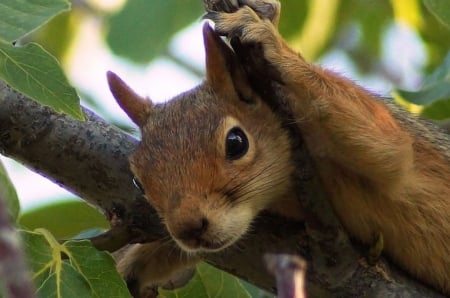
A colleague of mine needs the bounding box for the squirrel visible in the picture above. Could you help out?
[107,0,450,296]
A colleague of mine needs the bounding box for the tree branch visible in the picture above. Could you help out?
[0,82,164,243]
[0,80,445,297]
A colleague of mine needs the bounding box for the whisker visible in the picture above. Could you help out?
[229,161,279,194]
[230,162,289,205]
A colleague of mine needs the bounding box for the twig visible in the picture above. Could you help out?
[265,254,307,298]
[0,196,35,298]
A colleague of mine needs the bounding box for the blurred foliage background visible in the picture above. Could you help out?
[0,0,449,296]
[36,0,450,126]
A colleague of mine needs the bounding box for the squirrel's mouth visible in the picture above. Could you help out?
[174,236,234,253]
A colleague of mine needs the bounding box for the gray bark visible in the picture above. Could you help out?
[0,80,445,297]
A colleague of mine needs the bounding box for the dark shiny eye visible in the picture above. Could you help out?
[132,176,145,194]
[225,127,249,160]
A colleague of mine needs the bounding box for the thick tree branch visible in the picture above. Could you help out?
[0,83,164,244]
[0,80,445,297]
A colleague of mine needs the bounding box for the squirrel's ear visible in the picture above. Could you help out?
[107,71,153,127]
[203,23,253,100]
[203,23,234,89]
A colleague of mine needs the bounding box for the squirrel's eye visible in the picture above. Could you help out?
[225,127,249,160]
[132,176,145,194]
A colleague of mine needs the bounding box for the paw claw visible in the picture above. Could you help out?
[202,11,218,22]
[238,0,280,22]
[204,0,239,13]
[367,232,384,265]
[209,6,262,40]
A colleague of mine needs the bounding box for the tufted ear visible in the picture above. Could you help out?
[203,23,254,101]
[107,71,153,127]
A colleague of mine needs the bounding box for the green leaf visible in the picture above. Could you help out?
[33,11,79,63]
[21,229,132,298]
[422,51,450,87]
[21,230,55,276]
[106,0,202,63]
[64,241,132,298]
[424,0,450,29]
[396,83,450,106]
[421,98,450,120]
[0,0,71,43]
[19,200,109,239]
[159,262,251,298]
[0,160,20,221]
[239,279,274,298]
[396,51,450,106]
[0,41,83,120]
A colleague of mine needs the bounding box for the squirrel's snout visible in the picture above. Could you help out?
[176,217,209,241]
[169,215,230,252]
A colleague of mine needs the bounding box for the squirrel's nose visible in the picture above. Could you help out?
[177,217,209,241]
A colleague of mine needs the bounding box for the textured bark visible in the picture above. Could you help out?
[0,83,164,244]
[0,80,445,297]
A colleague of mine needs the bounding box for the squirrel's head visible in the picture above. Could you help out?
[107,24,293,253]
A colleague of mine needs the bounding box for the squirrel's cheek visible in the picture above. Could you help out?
[208,204,258,243]
[161,199,258,252]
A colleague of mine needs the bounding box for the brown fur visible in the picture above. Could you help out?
[108,24,299,296]
[108,1,450,296]
[212,1,450,294]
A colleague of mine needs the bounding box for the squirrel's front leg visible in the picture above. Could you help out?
[210,5,413,190]
[209,2,450,295]
[116,241,199,297]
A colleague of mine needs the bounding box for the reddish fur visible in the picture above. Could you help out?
[109,1,450,296]
[109,24,297,297]
[277,41,450,296]
[212,2,450,294]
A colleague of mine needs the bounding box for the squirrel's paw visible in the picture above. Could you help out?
[209,6,275,41]
[116,241,199,297]
[208,5,289,84]
[204,0,239,13]
[208,4,302,84]
[205,0,279,26]
[238,0,280,26]
[209,6,283,56]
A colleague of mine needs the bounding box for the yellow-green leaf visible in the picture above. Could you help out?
[0,160,20,221]
[0,41,83,120]
[0,0,70,42]
[19,200,108,239]
[20,229,132,298]
[424,0,450,29]
[421,98,450,120]
[396,51,450,108]
[64,240,132,298]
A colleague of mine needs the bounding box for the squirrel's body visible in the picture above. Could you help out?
[108,1,450,296]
